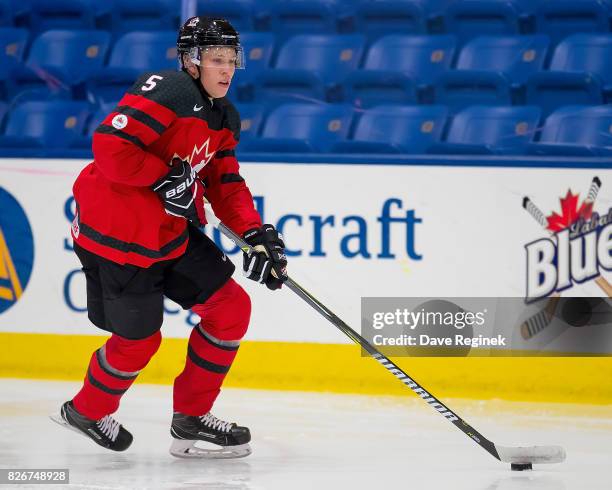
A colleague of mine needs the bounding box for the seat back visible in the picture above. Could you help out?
[108,31,177,71]
[86,107,109,137]
[353,105,448,153]
[0,0,14,26]
[107,0,177,35]
[195,0,257,32]
[354,0,427,40]
[549,34,612,83]
[364,34,456,84]
[434,74,511,113]
[0,101,7,127]
[27,30,110,82]
[275,34,365,84]
[235,103,265,141]
[3,101,89,147]
[28,0,96,31]
[0,28,28,79]
[262,103,353,151]
[232,32,275,86]
[457,35,549,84]
[445,0,529,45]
[268,0,349,37]
[446,105,541,148]
[539,105,612,146]
[535,0,612,46]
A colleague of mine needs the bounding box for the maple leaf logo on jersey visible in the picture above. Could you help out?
[172,138,215,173]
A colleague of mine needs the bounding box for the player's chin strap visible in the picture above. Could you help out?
[202,204,566,469]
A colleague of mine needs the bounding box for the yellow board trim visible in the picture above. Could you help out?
[1,332,612,404]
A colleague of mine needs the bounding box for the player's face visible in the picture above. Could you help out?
[199,47,237,98]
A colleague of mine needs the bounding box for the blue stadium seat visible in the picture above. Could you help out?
[240,103,353,152]
[527,105,612,156]
[0,101,89,148]
[332,105,448,154]
[0,0,13,26]
[195,0,266,32]
[232,32,275,101]
[535,0,612,47]
[433,76,512,114]
[0,28,28,98]
[87,31,177,107]
[105,0,177,35]
[526,34,611,116]
[235,103,265,142]
[70,106,109,148]
[28,0,96,31]
[429,105,541,155]
[0,101,7,127]
[434,35,548,110]
[8,30,110,100]
[158,0,181,27]
[353,0,427,41]
[444,0,534,46]
[267,0,353,38]
[344,35,455,108]
[255,34,365,105]
[455,35,549,85]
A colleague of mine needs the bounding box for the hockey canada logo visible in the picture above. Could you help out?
[173,138,215,173]
[0,187,34,314]
[523,177,612,301]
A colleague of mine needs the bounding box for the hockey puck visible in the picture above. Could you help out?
[511,463,532,471]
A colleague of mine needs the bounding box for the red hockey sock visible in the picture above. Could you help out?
[72,331,161,420]
[174,278,250,415]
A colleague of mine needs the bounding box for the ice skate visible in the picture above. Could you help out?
[170,412,251,459]
[50,401,133,452]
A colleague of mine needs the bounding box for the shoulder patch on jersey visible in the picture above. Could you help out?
[111,114,128,130]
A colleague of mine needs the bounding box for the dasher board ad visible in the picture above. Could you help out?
[0,160,610,347]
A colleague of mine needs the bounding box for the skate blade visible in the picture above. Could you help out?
[49,412,91,441]
[169,439,252,459]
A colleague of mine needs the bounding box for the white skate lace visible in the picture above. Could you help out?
[199,413,233,433]
[96,415,121,441]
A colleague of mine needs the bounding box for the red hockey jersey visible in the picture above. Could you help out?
[71,70,261,267]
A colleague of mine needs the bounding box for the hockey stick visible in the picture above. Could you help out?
[204,206,566,469]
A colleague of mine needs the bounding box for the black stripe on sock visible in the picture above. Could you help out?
[87,370,129,396]
[187,345,230,374]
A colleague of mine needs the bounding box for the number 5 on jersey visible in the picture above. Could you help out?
[142,75,164,92]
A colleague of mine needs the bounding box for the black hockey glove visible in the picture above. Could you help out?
[151,158,205,226]
[243,224,288,290]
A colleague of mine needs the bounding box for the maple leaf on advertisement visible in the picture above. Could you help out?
[546,190,593,232]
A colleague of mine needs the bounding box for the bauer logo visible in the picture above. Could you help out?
[0,187,34,314]
[523,177,612,301]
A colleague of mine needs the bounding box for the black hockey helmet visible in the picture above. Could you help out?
[177,16,245,69]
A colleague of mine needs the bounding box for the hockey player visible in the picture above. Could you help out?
[51,16,288,459]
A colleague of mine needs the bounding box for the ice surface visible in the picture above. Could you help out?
[0,379,610,490]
